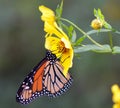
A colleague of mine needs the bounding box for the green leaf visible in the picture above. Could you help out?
[55,0,63,18]
[98,8,104,20]
[71,30,77,43]
[74,36,86,46]
[112,46,120,54]
[94,8,104,20]
[94,8,97,18]
[74,44,112,53]
[68,25,74,38]
[104,21,112,30]
[57,22,76,42]
[58,21,68,31]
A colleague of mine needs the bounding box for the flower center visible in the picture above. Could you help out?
[57,41,66,53]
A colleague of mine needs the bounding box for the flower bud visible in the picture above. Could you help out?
[91,19,103,30]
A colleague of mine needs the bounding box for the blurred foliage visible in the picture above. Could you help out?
[0,0,120,108]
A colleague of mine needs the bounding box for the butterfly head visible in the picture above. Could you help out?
[46,50,58,62]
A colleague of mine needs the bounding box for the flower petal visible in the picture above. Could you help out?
[45,36,59,50]
[113,103,120,108]
[44,22,68,40]
[112,84,120,94]
[39,5,55,24]
[61,37,71,49]
[60,48,73,76]
[45,36,62,57]
[112,84,120,103]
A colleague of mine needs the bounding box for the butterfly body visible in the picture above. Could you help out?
[16,51,73,104]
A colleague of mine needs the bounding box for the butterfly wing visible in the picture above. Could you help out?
[16,58,47,104]
[43,60,73,97]
[16,51,73,104]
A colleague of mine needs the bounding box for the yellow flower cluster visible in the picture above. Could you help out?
[111,84,120,108]
[39,5,73,77]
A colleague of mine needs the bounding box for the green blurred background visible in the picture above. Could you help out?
[0,0,120,108]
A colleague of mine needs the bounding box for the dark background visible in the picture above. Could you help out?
[0,0,120,108]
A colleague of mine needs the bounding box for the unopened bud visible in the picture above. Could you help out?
[91,19,103,30]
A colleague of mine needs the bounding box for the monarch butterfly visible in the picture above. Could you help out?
[16,50,73,104]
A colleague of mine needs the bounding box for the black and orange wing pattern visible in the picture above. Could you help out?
[16,51,73,104]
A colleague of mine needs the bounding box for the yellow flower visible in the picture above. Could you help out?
[111,84,120,108]
[112,84,120,103]
[39,5,73,77]
[113,103,120,108]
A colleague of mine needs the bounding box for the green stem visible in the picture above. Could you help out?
[60,18,103,47]
[108,32,113,51]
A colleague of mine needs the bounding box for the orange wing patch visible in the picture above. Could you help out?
[32,61,46,92]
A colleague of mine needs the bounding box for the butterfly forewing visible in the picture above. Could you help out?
[16,59,47,104]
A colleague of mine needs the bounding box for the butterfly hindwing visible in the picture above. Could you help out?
[43,60,73,97]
